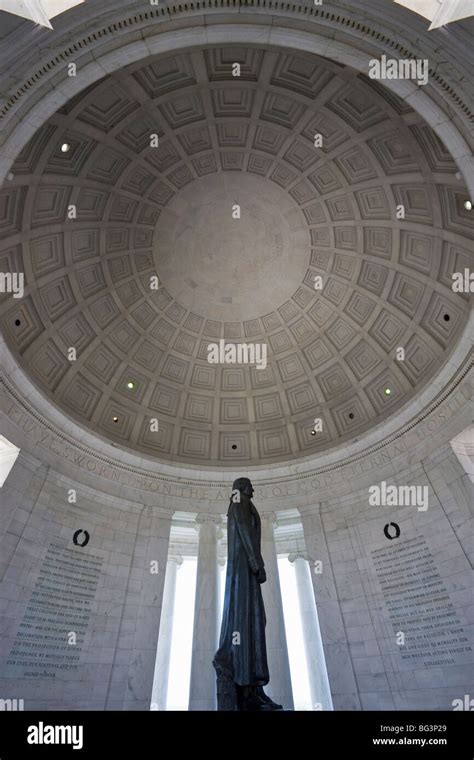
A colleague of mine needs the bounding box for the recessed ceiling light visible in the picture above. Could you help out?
[126,381,135,390]
[463,200,472,211]
[311,430,316,436]
[112,416,119,423]
[61,142,71,153]
[384,388,392,396]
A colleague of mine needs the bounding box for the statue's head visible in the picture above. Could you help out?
[231,477,254,499]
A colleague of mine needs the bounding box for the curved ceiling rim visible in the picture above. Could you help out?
[0,312,472,483]
[1,0,473,131]
[0,23,473,196]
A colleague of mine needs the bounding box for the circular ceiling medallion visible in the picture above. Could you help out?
[154,172,309,321]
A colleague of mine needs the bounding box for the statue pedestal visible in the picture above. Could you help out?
[215,669,237,711]
[214,664,287,711]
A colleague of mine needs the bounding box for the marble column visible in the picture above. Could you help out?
[217,555,226,631]
[188,514,222,710]
[288,551,333,710]
[260,512,294,710]
[151,554,183,710]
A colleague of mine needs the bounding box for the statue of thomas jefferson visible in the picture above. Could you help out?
[213,477,283,711]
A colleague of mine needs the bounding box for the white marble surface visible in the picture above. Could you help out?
[260,514,294,710]
[151,555,182,710]
[289,553,333,710]
[188,515,221,710]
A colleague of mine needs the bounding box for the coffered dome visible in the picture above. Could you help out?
[0,45,472,465]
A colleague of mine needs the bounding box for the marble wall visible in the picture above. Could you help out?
[303,447,473,710]
[0,456,171,710]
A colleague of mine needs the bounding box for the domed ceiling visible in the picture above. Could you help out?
[0,45,472,466]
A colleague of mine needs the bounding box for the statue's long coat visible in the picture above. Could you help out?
[214,499,269,686]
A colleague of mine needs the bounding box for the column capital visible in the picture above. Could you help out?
[260,510,277,526]
[288,551,308,563]
[195,513,223,527]
[168,554,183,567]
[298,503,322,518]
[218,556,226,567]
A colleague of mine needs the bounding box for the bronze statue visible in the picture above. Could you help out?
[213,477,283,710]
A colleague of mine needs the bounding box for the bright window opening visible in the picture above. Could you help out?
[394,0,474,29]
[0,0,84,29]
[278,556,313,710]
[450,425,474,481]
[165,557,197,711]
[218,559,227,630]
[0,435,20,487]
